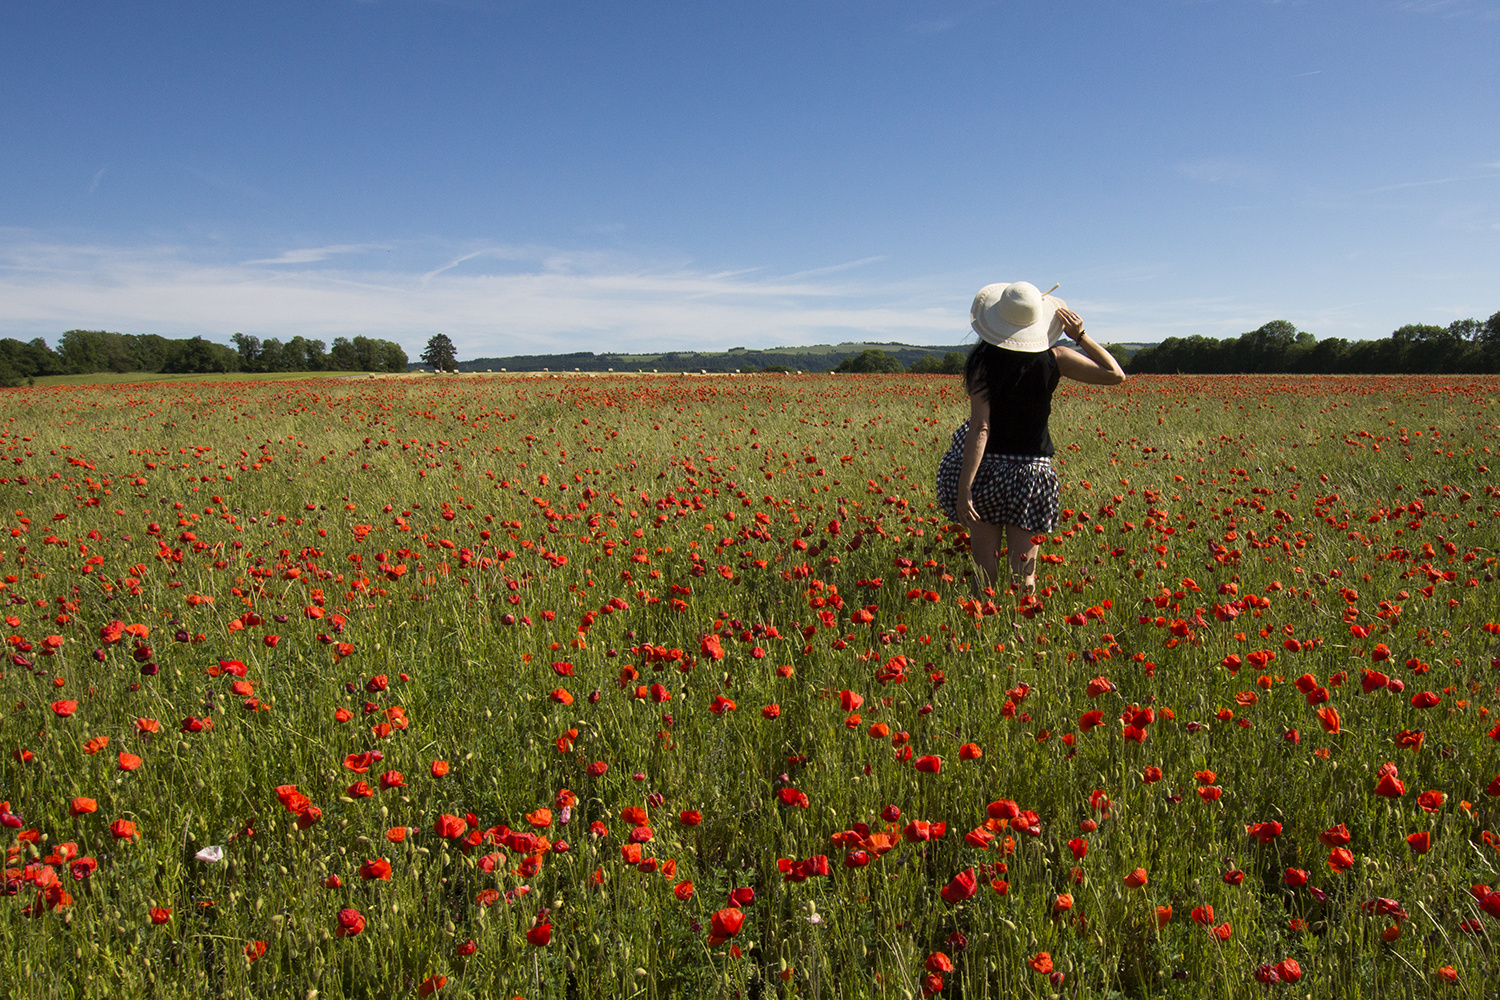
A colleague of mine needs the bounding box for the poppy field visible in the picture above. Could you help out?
[4,371,1500,999]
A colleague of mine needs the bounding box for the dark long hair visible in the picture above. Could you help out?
[962,341,1049,401]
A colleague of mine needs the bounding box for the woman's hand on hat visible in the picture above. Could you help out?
[1056,307,1085,342]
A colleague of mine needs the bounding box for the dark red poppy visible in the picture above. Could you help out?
[336,908,365,937]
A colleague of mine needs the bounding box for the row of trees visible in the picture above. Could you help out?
[1127,312,1500,375]
[231,334,407,374]
[0,330,408,385]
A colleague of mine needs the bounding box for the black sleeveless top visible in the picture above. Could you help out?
[967,348,1060,457]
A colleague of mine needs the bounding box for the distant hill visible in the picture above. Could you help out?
[410,340,1149,373]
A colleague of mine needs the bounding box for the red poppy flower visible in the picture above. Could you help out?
[1079,710,1105,731]
[1410,691,1441,709]
[1406,831,1431,854]
[360,858,392,881]
[1190,905,1215,925]
[1210,922,1232,941]
[1374,773,1405,798]
[1316,706,1340,734]
[673,881,695,900]
[149,907,171,925]
[110,819,137,840]
[1327,847,1354,872]
[70,797,98,817]
[1319,823,1351,847]
[1284,868,1308,886]
[679,810,702,826]
[435,814,467,839]
[914,755,942,773]
[1085,676,1114,698]
[940,868,978,904]
[1417,790,1445,813]
[1067,837,1088,860]
[926,952,954,974]
[959,742,982,760]
[526,922,552,947]
[987,799,1019,819]
[1028,952,1053,975]
[777,787,809,808]
[1123,868,1148,888]
[336,908,365,937]
[710,907,745,938]
[418,975,447,997]
[1246,820,1282,844]
[761,704,781,719]
[51,700,78,717]
[1142,766,1163,783]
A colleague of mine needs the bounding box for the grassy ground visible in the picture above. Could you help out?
[0,372,1497,999]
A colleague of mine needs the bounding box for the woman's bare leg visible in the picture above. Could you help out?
[1005,525,1039,592]
[967,520,1003,594]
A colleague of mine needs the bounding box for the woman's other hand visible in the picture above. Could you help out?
[958,493,981,525]
[1056,307,1085,341]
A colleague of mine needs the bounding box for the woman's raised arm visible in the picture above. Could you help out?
[1052,307,1125,386]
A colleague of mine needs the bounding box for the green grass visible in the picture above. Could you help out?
[0,372,1497,999]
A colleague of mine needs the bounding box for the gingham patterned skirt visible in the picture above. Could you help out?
[936,421,1059,531]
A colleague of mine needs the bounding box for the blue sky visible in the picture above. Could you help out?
[2,0,1497,359]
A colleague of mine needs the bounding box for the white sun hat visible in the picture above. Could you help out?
[970,281,1067,352]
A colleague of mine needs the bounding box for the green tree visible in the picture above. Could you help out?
[908,351,965,374]
[421,334,458,372]
[160,336,239,374]
[378,341,409,373]
[833,349,904,373]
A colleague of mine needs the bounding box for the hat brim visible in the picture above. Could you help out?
[972,294,1067,352]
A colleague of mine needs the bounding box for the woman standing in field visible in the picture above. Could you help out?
[937,281,1126,593]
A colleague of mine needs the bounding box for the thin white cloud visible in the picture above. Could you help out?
[1177,158,1269,188]
[0,235,968,358]
[246,244,390,265]
[88,168,106,194]
[1393,0,1500,15]
[784,256,888,280]
[1364,176,1459,194]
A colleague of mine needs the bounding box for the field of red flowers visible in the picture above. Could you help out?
[3,372,1500,999]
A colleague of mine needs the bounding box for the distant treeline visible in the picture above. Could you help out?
[1126,314,1500,375]
[0,330,408,385]
[451,344,974,374]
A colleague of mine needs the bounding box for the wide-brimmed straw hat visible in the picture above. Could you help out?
[970,282,1067,352]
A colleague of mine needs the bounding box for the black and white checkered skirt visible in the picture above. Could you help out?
[935,421,1059,531]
